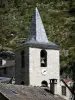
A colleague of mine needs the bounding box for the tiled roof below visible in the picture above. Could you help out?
[0,77,11,83]
[0,60,15,69]
[63,78,72,83]
[0,83,65,100]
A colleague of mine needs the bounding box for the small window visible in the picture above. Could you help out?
[62,86,66,96]
[21,81,25,85]
[21,50,25,68]
[41,80,48,87]
[40,50,47,67]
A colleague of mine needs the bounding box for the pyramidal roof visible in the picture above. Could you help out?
[29,7,48,43]
[24,7,59,49]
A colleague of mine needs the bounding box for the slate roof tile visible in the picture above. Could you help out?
[0,83,65,100]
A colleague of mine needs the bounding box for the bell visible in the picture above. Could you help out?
[41,58,45,64]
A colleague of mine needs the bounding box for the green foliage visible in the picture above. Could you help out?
[0,0,75,68]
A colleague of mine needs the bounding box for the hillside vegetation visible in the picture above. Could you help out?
[0,0,75,69]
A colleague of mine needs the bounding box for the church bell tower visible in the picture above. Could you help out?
[15,7,60,87]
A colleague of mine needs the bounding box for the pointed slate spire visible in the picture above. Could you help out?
[24,8,58,49]
[29,7,48,43]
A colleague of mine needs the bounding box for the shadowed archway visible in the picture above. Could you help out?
[41,80,48,87]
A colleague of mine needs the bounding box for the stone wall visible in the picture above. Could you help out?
[0,66,15,78]
[29,47,60,87]
[15,47,30,85]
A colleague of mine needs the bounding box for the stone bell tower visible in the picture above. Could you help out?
[15,7,60,88]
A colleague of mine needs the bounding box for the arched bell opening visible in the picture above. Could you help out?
[41,80,48,87]
[40,50,47,67]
